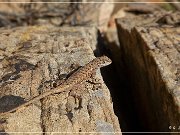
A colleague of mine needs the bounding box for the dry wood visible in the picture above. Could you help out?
[0,25,121,134]
[116,12,180,132]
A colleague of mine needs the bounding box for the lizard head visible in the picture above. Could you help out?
[96,55,112,67]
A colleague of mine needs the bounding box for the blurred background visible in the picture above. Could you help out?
[0,0,179,30]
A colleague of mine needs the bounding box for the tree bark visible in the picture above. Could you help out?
[0,25,121,134]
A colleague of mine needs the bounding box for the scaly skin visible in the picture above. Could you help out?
[0,55,112,116]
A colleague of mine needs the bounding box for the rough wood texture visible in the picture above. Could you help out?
[0,25,121,134]
[116,12,180,132]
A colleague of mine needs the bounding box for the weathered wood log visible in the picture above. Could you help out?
[116,12,180,132]
[0,25,121,134]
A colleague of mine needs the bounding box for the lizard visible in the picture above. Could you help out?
[0,55,112,116]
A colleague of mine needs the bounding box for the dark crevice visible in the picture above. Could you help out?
[100,56,144,132]
[96,33,146,133]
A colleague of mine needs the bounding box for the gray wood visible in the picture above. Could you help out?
[116,12,180,133]
[0,25,121,134]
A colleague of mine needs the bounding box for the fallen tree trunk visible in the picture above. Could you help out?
[0,25,121,134]
[116,12,180,133]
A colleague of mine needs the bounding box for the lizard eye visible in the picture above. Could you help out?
[99,56,112,66]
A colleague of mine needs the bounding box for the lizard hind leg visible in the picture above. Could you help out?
[68,84,85,111]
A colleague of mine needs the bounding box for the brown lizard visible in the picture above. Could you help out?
[0,55,112,116]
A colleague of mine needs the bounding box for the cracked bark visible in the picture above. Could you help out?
[116,11,180,132]
[0,26,121,134]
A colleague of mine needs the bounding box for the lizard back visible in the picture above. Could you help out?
[62,55,112,86]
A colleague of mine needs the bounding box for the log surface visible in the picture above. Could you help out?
[116,12,180,132]
[0,25,121,134]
